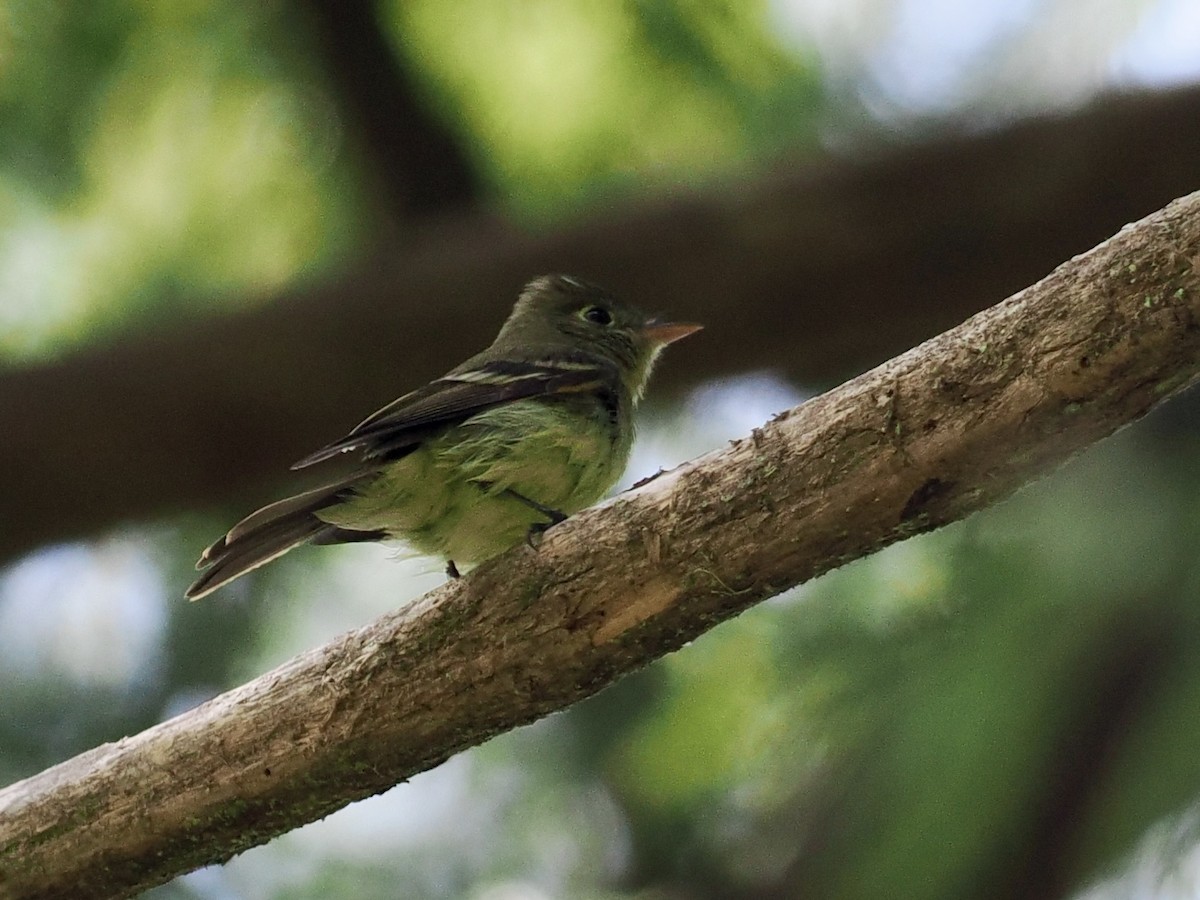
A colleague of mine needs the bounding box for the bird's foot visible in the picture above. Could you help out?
[525,521,551,550]
[446,560,461,579]
[505,490,567,550]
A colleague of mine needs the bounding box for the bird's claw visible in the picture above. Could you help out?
[526,521,552,550]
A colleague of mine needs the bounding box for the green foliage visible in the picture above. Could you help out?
[0,1,131,199]
[383,0,824,215]
[0,0,363,360]
[0,0,825,360]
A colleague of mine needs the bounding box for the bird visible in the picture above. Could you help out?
[186,274,701,599]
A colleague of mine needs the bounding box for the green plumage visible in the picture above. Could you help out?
[318,394,631,564]
[187,275,699,600]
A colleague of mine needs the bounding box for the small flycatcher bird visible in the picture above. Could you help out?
[186,275,701,599]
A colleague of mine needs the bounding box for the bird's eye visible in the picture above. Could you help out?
[582,306,613,326]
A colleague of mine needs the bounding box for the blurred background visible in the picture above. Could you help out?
[2,1,1200,898]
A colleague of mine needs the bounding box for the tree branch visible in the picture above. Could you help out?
[297,0,482,217]
[2,187,1198,899]
[3,86,1200,564]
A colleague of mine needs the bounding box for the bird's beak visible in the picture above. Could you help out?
[641,321,703,345]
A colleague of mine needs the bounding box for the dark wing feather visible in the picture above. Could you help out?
[291,356,619,470]
[186,471,376,600]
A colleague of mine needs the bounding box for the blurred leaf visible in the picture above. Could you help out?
[0,0,363,360]
[384,0,824,216]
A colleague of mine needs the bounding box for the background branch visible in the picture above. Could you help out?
[298,0,482,218]
[2,86,1199,565]
[2,190,1198,900]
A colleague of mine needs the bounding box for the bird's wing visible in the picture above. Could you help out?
[291,355,619,470]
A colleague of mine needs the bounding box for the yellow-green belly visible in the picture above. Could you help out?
[316,397,630,565]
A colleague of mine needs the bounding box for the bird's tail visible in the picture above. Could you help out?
[186,473,384,600]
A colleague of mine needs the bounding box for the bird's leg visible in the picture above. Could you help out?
[504,489,568,548]
[505,489,568,524]
[446,560,461,579]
